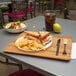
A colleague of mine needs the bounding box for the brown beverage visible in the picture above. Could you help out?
[44,11,56,32]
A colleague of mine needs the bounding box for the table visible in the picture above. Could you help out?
[0,0,12,22]
[0,16,76,76]
[0,0,11,5]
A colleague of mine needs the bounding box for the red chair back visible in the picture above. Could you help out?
[54,0,66,4]
[9,69,45,76]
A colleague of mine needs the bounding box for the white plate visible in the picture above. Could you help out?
[15,36,53,52]
[3,22,27,33]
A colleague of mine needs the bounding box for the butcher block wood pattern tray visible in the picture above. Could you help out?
[3,32,73,60]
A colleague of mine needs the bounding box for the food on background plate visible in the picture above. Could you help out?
[3,21,27,29]
[24,31,53,45]
[15,37,45,51]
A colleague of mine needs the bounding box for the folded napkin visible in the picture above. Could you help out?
[71,42,76,59]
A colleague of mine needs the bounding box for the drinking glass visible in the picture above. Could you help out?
[44,10,56,32]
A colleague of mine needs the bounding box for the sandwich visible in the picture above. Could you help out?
[24,31,52,45]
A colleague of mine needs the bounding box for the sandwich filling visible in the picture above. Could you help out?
[24,31,52,45]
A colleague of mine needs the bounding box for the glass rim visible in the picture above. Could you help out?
[44,10,59,16]
[44,10,59,14]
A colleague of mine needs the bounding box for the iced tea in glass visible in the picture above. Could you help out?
[44,10,56,32]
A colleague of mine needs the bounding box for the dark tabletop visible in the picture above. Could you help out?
[0,16,76,76]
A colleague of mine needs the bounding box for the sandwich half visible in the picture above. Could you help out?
[24,31,52,45]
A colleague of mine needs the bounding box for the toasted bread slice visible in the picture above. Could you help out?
[24,31,50,39]
[39,31,50,39]
[24,31,39,37]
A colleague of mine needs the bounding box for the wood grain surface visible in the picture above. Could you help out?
[3,32,73,60]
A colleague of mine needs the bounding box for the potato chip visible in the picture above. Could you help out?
[15,38,45,51]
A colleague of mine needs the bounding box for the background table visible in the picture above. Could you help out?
[0,16,76,76]
[0,0,11,5]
